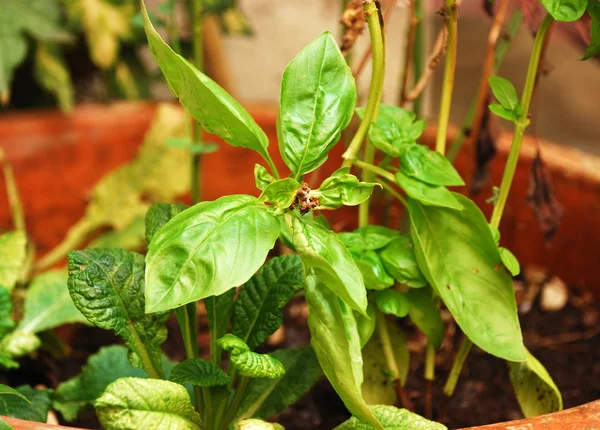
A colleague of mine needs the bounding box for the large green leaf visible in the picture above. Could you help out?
[314,168,378,209]
[405,286,444,349]
[67,249,170,378]
[400,145,464,187]
[95,377,202,430]
[379,235,427,288]
[141,1,271,161]
[217,334,285,378]
[508,350,562,417]
[19,270,87,334]
[395,172,463,211]
[0,386,52,423]
[236,346,323,421]
[540,0,587,21]
[54,345,147,421]
[169,358,230,387]
[290,215,368,315]
[583,0,600,60]
[0,288,14,338]
[408,195,526,361]
[145,195,279,312]
[145,203,189,245]
[335,405,446,430]
[232,255,304,350]
[305,274,383,430]
[0,231,26,291]
[277,31,356,177]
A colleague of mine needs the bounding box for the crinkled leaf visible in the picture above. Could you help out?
[217,334,285,378]
[0,288,14,339]
[315,167,378,209]
[290,215,368,315]
[254,164,275,191]
[335,405,446,430]
[141,2,271,161]
[53,345,147,421]
[95,377,202,430]
[356,304,377,348]
[238,420,284,430]
[352,250,394,291]
[540,0,587,21]
[400,145,464,187]
[499,247,520,276]
[89,216,146,251]
[170,358,230,387]
[67,249,169,378]
[508,350,562,417]
[145,195,279,312]
[144,203,189,245]
[236,346,323,421]
[305,274,383,430]
[339,226,399,252]
[375,290,409,318]
[408,195,526,361]
[232,255,303,350]
[33,43,73,112]
[0,231,26,292]
[395,171,463,210]
[488,103,518,122]
[488,76,520,112]
[406,286,444,349]
[259,178,301,210]
[0,386,52,423]
[277,32,356,177]
[379,235,427,288]
[583,0,600,59]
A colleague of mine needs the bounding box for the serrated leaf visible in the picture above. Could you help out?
[489,103,518,121]
[145,195,279,312]
[0,288,14,339]
[540,0,587,21]
[499,247,520,276]
[67,249,170,378]
[95,377,202,430]
[583,0,600,60]
[0,386,52,423]
[259,178,301,210]
[0,231,26,292]
[338,226,399,252]
[400,145,464,187]
[290,215,368,316]
[254,164,275,191]
[314,167,378,209]
[408,195,526,362]
[278,32,356,177]
[141,2,271,162]
[144,203,189,245]
[379,235,427,288]
[33,43,73,112]
[508,350,562,417]
[236,346,323,421]
[232,255,303,350]
[375,290,409,318]
[238,420,284,430]
[405,286,444,349]
[170,358,230,387]
[488,76,520,112]
[89,215,146,251]
[217,334,285,378]
[335,405,446,430]
[395,172,463,211]
[53,345,147,421]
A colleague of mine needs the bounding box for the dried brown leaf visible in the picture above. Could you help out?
[340,0,366,56]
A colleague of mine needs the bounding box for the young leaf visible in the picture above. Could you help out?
[356,304,377,348]
[217,334,285,378]
[352,251,395,291]
[335,405,446,430]
[499,247,520,276]
[582,0,600,60]
[254,164,275,191]
[314,167,378,209]
[375,290,409,318]
[488,76,520,112]
[67,249,170,378]
[259,178,301,210]
[0,288,14,339]
[205,289,236,364]
[395,172,463,211]
[0,330,41,360]
[305,274,383,430]
[488,103,518,122]
[338,226,399,252]
[94,377,202,430]
[290,215,368,315]
[400,145,464,187]
[145,202,189,245]
[379,235,428,288]
[232,255,304,350]
[141,1,271,162]
[0,386,52,423]
[540,0,587,21]
[19,270,88,334]
[145,195,279,312]
[0,231,26,291]
[236,346,323,421]
[408,195,526,362]
[278,31,356,177]
[508,350,563,417]
[54,345,147,421]
[169,358,230,387]
[406,286,444,349]
[238,420,284,430]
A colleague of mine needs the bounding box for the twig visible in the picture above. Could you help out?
[0,149,25,232]
[400,0,418,104]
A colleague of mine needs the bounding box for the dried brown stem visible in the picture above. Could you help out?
[400,0,419,104]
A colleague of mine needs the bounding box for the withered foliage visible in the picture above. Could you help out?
[340,0,366,55]
[482,0,495,18]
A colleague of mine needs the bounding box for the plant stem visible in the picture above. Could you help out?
[400,0,418,105]
[442,335,472,397]
[424,342,435,418]
[353,159,396,183]
[191,0,204,204]
[377,179,408,209]
[202,387,213,430]
[412,0,425,116]
[220,376,250,430]
[0,149,25,232]
[435,0,458,155]
[376,312,405,403]
[175,304,203,414]
[342,0,385,166]
[358,138,376,227]
[168,0,182,54]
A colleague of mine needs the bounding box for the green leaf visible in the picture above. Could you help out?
[352,251,394,291]
[356,304,377,348]
[408,195,526,361]
[205,289,236,364]
[170,358,230,387]
[314,167,378,209]
[335,405,446,430]
[0,354,18,370]
[33,43,73,112]
[0,386,52,423]
[238,420,284,430]
[254,164,275,191]
[144,203,189,245]
[499,247,520,276]
[54,345,147,421]
[305,274,383,430]
[400,145,464,187]
[277,31,356,177]
[145,195,279,312]
[583,0,600,59]
[217,334,285,378]
[0,418,11,430]
[395,171,463,211]
[339,226,399,252]
[0,288,14,339]
[0,231,26,291]
[259,178,301,210]
[67,249,170,378]
[375,290,409,318]
[508,350,562,417]
[379,235,427,288]
[488,103,518,121]
[95,377,202,430]
[236,346,323,421]
[232,255,303,350]
[89,216,146,251]
[290,215,368,315]
[0,330,41,360]
[405,286,444,349]
[141,2,271,162]
[0,385,29,403]
[540,0,587,21]
[488,76,519,112]
[19,270,88,334]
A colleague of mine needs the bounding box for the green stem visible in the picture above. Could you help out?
[443,335,472,397]
[435,0,458,155]
[358,140,376,228]
[191,0,204,204]
[412,0,425,116]
[202,387,213,430]
[266,156,281,181]
[220,376,250,430]
[342,0,385,166]
[0,149,25,232]
[168,0,181,54]
[175,304,203,414]
[376,311,400,379]
[377,179,408,209]
[424,342,435,381]
[353,159,396,183]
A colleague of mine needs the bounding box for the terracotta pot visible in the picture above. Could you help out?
[0,416,85,429]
